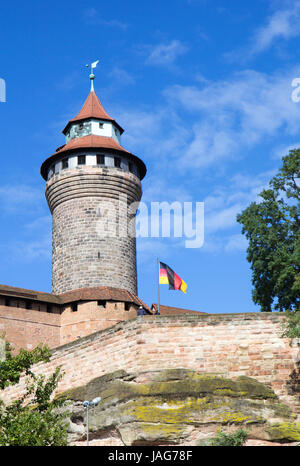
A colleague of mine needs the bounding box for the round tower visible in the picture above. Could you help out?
[41,73,146,295]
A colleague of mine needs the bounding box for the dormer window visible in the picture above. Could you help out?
[97,154,105,165]
[114,157,121,168]
[78,155,86,165]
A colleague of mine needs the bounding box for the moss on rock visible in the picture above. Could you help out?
[59,369,296,446]
[266,423,300,442]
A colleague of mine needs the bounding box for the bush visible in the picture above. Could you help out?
[208,429,248,446]
[281,311,300,344]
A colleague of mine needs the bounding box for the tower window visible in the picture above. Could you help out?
[25,301,32,310]
[114,157,121,168]
[97,300,106,308]
[99,122,104,128]
[62,158,68,169]
[125,302,130,311]
[46,305,52,313]
[78,155,86,165]
[79,123,83,130]
[128,162,134,173]
[4,298,10,307]
[97,154,105,165]
[71,303,78,312]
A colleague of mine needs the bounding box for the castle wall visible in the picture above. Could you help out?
[0,300,138,351]
[46,166,142,295]
[60,301,138,345]
[1,313,299,417]
[0,305,61,351]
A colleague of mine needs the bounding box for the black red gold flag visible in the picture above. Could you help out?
[159,262,187,294]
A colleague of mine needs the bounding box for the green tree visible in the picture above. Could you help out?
[237,149,300,312]
[0,339,51,389]
[0,340,69,446]
[0,367,69,446]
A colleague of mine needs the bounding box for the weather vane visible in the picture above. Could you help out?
[86,60,100,91]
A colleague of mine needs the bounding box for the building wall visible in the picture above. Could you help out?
[0,305,61,351]
[2,313,299,418]
[60,301,138,345]
[0,300,139,351]
[46,166,142,295]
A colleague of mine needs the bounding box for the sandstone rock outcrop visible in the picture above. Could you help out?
[58,369,300,446]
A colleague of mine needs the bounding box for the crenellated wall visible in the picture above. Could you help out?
[1,313,300,418]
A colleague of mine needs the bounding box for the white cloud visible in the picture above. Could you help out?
[117,67,300,172]
[84,8,128,30]
[108,67,135,86]
[250,3,300,55]
[163,68,300,169]
[199,169,275,251]
[0,184,43,213]
[225,2,300,61]
[2,233,51,263]
[273,141,300,159]
[225,234,248,253]
[146,40,188,66]
[205,204,243,234]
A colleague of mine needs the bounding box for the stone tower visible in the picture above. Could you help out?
[40,73,146,295]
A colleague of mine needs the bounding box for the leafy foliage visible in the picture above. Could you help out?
[0,339,69,445]
[0,339,51,389]
[208,429,248,446]
[281,311,300,343]
[0,367,69,446]
[237,149,300,312]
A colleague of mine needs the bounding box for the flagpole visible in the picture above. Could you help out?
[157,258,160,315]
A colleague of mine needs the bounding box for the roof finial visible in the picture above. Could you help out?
[86,60,100,92]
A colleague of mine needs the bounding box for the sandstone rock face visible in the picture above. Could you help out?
[58,369,300,446]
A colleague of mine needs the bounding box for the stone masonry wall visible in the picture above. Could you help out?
[1,313,300,418]
[0,300,138,351]
[46,166,142,295]
[60,301,138,346]
[0,305,61,351]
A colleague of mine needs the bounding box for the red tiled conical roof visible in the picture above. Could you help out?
[63,90,124,134]
[40,135,147,180]
[55,135,130,156]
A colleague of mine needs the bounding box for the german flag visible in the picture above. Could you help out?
[159,262,187,294]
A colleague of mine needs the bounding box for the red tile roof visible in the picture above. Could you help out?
[55,135,130,156]
[40,134,147,180]
[63,91,124,135]
[151,304,206,316]
[0,284,150,312]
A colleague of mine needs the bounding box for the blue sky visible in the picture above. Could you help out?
[1,0,300,313]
